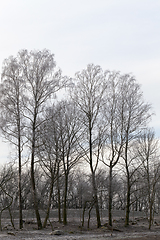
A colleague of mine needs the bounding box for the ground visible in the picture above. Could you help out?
[0,210,160,239]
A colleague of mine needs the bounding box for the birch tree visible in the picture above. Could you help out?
[119,74,152,226]
[0,56,25,229]
[53,100,83,225]
[19,49,67,229]
[71,64,109,228]
[136,129,160,229]
[36,117,59,228]
[101,73,126,226]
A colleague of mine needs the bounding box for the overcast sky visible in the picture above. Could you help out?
[0,0,160,164]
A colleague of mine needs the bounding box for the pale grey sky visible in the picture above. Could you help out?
[0,0,160,164]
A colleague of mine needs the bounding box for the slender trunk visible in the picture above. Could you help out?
[43,179,54,228]
[108,165,113,226]
[43,157,57,228]
[17,96,23,229]
[0,212,2,231]
[87,200,95,228]
[89,122,101,228]
[18,132,23,229]
[95,195,101,228]
[125,139,130,226]
[8,207,15,229]
[63,173,68,225]
[31,124,42,229]
[149,193,155,229]
[57,167,62,223]
[82,201,87,227]
[92,172,101,228]
[149,202,152,230]
[125,172,131,226]
[135,197,138,211]
[31,158,42,229]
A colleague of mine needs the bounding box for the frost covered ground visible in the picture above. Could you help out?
[0,210,160,239]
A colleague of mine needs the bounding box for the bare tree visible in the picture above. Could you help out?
[101,72,126,226]
[71,64,110,228]
[119,75,152,226]
[0,56,26,229]
[136,128,160,229]
[0,164,17,230]
[19,49,67,229]
[54,100,83,225]
[37,139,58,228]
[36,106,61,228]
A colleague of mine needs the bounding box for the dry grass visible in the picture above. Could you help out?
[0,209,160,239]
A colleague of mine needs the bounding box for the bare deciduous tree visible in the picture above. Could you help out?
[0,164,17,230]
[19,49,67,229]
[54,100,83,225]
[0,56,26,229]
[119,75,152,226]
[136,129,160,229]
[101,73,126,226]
[71,64,110,228]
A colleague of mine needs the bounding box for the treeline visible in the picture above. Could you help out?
[0,49,159,230]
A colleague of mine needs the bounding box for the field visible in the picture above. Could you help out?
[0,209,160,239]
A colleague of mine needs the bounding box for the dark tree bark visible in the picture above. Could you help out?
[63,173,68,225]
[108,165,113,226]
[31,120,42,229]
[89,123,101,228]
[57,172,62,223]
[43,179,54,228]
[18,134,23,229]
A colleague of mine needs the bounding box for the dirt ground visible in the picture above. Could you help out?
[1,217,160,240]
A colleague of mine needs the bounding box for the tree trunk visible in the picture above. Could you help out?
[92,173,101,228]
[125,176,131,226]
[18,132,23,229]
[89,123,101,228]
[149,203,152,230]
[8,207,15,229]
[31,125,42,229]
[87,200,95,228]
[0,212,2,231]
[149,194,154,229]
[43,179,54,228]
[57,168,62,223]
[82,201,87,227]
[125,139,130,227]
[108,165,113,226]
[31,157,42,229]
[63,173,68,225]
